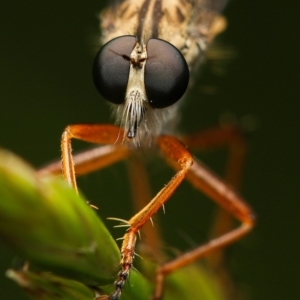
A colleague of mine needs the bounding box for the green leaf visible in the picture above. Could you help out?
[0,148,120,284]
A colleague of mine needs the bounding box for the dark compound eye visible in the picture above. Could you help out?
[93,36,189,109]
[145,38,189,108]
[93,35,137,104]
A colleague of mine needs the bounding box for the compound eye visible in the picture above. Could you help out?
[93,35,137,104]
[145,38,189,109]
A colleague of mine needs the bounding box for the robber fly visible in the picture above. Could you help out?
[41,0,255,299]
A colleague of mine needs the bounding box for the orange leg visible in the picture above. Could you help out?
[181,124,247,188]
[38,143,129,177]
[182,124,249,297]
[110,135,194,299]
[152,144,255,299]
[60,124,126,192]
[38,124,130,213]
[127,154,164,259]
[127,125,248,280]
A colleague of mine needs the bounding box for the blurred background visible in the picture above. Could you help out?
[1,0,299,299]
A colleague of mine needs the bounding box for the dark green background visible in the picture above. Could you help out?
[1,0,299,299]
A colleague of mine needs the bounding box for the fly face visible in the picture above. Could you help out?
[93,35,189,142]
